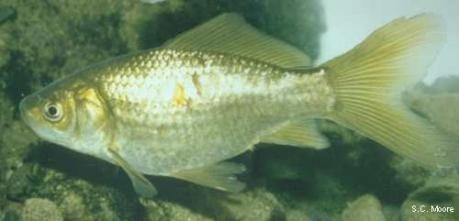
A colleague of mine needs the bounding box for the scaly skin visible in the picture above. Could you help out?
[20,48,335,176]
[83,49,335,175]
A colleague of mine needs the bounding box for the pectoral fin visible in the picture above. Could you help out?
[108,148,157,198]
[260,119,330,150]
[172,162,246,193]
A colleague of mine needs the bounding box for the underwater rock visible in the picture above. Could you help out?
[142,199,213,221]
[284,209,313,221]
[221,188,293,221]
[405,76,459,139]
[400,175,459,221]
[389,156,430,189]
[5,164,36,202]
[141,187,310,221]
[341,194,386,221]
[21,198,63,221]
[58,192,94,221]
[1,114,38,202]
[56,189,125,221]
[1,120,38,170]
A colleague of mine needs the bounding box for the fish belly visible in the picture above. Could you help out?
[116,99,284,175]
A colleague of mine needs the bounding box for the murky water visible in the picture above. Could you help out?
[0,1,457,221]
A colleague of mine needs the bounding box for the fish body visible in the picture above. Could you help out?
[97,50,333,175]
[23,48,332,174]
[20,13,459,197]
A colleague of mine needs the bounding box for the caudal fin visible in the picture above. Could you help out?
[323,14,458,170]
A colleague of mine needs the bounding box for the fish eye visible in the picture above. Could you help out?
[43,102,63,122]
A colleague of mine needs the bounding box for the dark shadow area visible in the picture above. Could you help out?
[252,125,415,212]
[1,51,34,112]
[64,12,128,55]
[25,143,123,188]
[136,0,220,49]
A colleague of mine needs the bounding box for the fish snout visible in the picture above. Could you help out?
[19,94,41,124]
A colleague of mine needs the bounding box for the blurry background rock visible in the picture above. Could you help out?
[21,198,63,221]
[400,175,459,221]
[341,194,386,221]
[0,0,456,221]
[405,76,459,139]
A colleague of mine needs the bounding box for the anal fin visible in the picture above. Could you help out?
[172,162,246,193]
[260,119,330,150]
[108,148,157,198]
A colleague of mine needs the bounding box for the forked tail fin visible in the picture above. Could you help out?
[322,14,458,170]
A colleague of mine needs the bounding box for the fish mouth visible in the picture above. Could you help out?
[19,94,41,127]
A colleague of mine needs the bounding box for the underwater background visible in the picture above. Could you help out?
[0,0,458,221]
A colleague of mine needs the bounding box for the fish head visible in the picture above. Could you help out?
[20,78,111,158]
[20,81,78,148]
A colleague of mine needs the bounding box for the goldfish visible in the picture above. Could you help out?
[19,13,458,198]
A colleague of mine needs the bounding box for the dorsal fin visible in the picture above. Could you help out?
[162,13,311,68]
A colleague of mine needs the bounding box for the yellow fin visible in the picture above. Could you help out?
[162,13,311,68]
[323,14,459,171]
[173,162,246,193]
[261,120,329,150]
[108,148,157,198]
